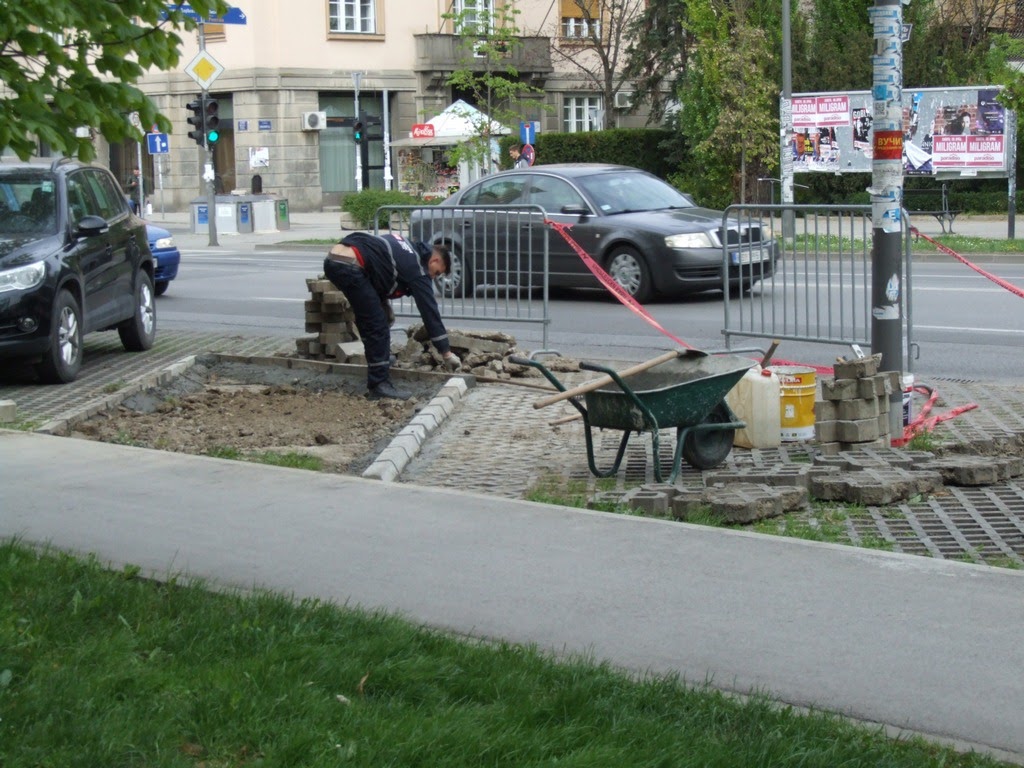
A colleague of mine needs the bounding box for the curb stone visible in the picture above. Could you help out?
[363,377,470,482]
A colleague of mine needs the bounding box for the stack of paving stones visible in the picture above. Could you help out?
[296,277,361,361]
[814,352,898,454]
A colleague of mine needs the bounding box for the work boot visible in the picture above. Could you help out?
[366,380,410,400]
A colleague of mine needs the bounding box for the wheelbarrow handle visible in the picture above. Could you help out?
[532,350,682,410]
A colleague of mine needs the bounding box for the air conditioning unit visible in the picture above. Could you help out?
[301,111,327,131]
[614,92,633,110]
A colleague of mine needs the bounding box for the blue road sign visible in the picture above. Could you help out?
[163,4,247,25]
[146,133,170,155]
[519,121,536,145]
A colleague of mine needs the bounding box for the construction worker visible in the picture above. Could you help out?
[324,232,461,400]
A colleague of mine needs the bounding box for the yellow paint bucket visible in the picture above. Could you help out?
[768,365,817,441]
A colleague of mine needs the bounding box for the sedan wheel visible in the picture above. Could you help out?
[606,246,653,303]
[118,271,157,351]
[436,245,474,299]
[36,290,83,383]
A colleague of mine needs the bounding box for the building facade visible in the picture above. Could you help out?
[109,0,650,212]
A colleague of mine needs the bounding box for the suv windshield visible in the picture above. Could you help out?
[576,171,695,215]
[0,174,58,237]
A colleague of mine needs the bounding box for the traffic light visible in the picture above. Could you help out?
[204,98,220,145]
[353,121,363,143]
[186,97,205,147]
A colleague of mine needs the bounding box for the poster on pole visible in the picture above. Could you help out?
[783,86,1013,179]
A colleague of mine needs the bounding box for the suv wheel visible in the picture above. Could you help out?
[117,271,157,351]
[36,290,83,383]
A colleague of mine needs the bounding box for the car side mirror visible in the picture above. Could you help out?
[561,204,590,217]
[75,215,109,237]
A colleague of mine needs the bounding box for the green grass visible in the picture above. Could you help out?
[0,541,1013,767]
[205,446,324,471]
[791,232,1024,255]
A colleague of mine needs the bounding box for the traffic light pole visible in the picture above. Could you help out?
[204,102,218,247]
[198,22,218,247]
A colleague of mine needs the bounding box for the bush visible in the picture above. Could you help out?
[499,128,677,178]
[341,189,429,229]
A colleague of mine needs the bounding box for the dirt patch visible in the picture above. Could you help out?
[70,356,443,474]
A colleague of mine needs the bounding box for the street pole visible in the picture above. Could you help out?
[779,0,795,240]
[199,20,218,247]
[135,138,144,216]
[868,0,904,434]
[353,72,363,192]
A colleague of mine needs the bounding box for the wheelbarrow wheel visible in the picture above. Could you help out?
[681,403,735,470]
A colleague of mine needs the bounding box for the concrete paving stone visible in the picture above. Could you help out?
[704,464,835,489]
[701,483,809,524]
[917,455,1024,486]
[620,487,672,515]
[814,400,838,421]
[838,397,880,421]
[833,353,882,380]
[810,467,944,505]
[836,417,879,443]
[813,447,933,471]
[816,420,838,443]
[820,378,859,401]
[0,400,16,422]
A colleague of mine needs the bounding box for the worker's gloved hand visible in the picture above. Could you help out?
[443,352,462,371]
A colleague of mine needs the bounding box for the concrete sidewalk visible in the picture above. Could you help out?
[2,427,1023,763]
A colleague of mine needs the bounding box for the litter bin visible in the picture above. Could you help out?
[236,201,254,234]
[252,197,277,232]
[190,201,210,235]
[276,199,290,231]
[215,199,238,235]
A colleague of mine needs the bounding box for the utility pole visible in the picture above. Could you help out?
[868,0,905,435]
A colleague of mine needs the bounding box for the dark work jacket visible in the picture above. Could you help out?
[339,232,451,355]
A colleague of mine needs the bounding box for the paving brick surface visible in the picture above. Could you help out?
[6,335,1024,567]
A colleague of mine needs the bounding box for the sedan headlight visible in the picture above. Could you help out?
[665,232,715,249]
[0,261,46,293]
[154,236,174,249]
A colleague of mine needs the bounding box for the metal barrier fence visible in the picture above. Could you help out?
[375,204,552,351]
[721,204,913,364]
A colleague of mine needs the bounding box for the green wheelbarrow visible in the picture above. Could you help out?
[512,350,754,483]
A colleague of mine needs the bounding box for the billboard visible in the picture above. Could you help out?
[784,86,1014,179]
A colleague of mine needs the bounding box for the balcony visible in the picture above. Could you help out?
[414,34,553,92]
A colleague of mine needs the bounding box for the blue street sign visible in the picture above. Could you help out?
[146,133,170,155]
[163,4,247,25]
[221,7,247,24]
[519,121,536,145]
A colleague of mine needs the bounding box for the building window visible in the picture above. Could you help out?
[329,0,376,34]
[563,95,603,132]
[454,0,494,34]
[561,0,600,39]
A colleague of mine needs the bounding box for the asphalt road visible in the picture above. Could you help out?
[156,245,1024,383]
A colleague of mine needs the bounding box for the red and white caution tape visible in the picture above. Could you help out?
[890,384,978,447]
[545,219,694,349]
[909,226,1024,298]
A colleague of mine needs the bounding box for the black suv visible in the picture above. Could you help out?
[0,157,156,383]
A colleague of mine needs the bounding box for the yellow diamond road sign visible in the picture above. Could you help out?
[185,50,224,90]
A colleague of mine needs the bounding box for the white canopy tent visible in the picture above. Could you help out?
[392,100,510,197]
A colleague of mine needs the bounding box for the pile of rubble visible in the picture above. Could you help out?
[295,276,577,380]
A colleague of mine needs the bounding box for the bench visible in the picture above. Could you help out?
[903,182,961,234]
